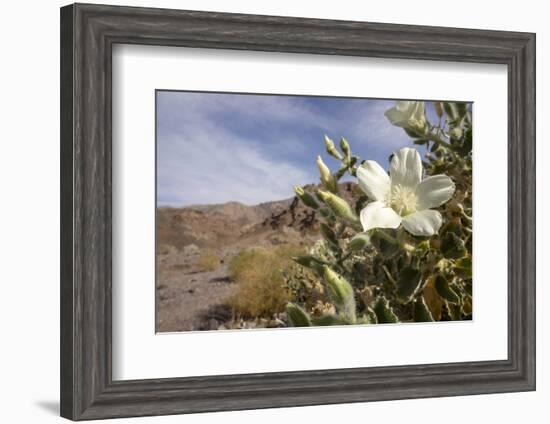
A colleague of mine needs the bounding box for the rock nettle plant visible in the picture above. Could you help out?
[286,101,472,326]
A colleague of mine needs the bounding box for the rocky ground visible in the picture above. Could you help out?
[156,182,358,332]
[156,243,238,332]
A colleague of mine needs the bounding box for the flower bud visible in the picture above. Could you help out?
[348,233,371,251]
[316,155,338,193]
[286,303,312,327]
[434,101,443,119]
[450,127,463,140]
[322,266,356,321]
[339,137,351,160]
[293,186,319,209]
[317,190,359,224]
[324,135,343,160]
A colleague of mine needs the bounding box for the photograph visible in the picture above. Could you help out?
[155,91,473,332]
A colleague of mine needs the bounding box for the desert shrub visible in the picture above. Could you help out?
[227,245,304,319]
[197,252,220,272]
[287,101,473,327]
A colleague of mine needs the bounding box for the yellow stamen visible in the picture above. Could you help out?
[386,184,418,216]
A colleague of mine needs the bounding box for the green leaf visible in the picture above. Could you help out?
[413,296,435,322]
[456,102,468,118]
[415,240,430,256]
[424,278,444,320]
[404,128,420,138]
[440,232,467,259]
[434,275,460,304]
[286,303,312,327]
[371,230,400,258]
[443,218,463,237]
[318,207,332,218]
[396,267,423,303]
[454,256,472,279]
[373,296,399,324]
[446,301,463,320]
[311,314,348,326]
[364,306,378,324]
[461,127,473,155]
[443,102,459,121]
[292,255,324,275]
[293,186,319,209]
[320,223,338,246]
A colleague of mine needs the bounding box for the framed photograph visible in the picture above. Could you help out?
[60,3,536,420]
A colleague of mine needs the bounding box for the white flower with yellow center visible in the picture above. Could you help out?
[357,147,455,237]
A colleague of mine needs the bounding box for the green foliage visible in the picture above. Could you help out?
[440,232,467,259]
[312,314,348,326]
[348,233,371,252]
[373,296,399,324]
[284,101,473,326]
[396,267,423,303]
[322,266,356,322]
[454,256,472,279]
[434,275,460,304]
[286,303,312,327]
[413,296,435,322]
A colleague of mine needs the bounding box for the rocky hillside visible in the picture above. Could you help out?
[157,182,359,250]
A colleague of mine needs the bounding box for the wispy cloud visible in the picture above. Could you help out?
[156,91,413,207]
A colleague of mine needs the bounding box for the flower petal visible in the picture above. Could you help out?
[415,175,455,210]
[360,201,402,232]
[410,102,427,128]
[384,105,408,127]
[356,161,391,201]
[384,101,426,129]
[401,210,443,236]
[389,147,423,189]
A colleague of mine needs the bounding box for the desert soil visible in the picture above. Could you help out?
[156,182,358,332]
[156,244,239,332]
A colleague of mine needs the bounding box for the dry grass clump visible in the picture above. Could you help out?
[227,245,304,319]
[197,252,220,272]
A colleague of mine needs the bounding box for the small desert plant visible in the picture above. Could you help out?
[287,100,473,326]
[227,245,304,319]
[197,252,220,272]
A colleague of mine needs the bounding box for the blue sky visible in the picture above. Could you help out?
[156,91,436,207]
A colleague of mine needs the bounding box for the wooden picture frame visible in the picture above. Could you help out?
[60,3,536,420]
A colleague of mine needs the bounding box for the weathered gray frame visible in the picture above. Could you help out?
[60,3,536,421]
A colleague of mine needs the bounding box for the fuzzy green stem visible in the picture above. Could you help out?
[426,132,453,149]
[382,265,397,286]
[375,229,398,244]
[375,229,415,253]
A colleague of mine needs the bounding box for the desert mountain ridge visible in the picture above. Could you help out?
[157,181,359,250]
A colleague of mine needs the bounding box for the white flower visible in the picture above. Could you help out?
[384,101,427,132]
[356,147,455,237]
